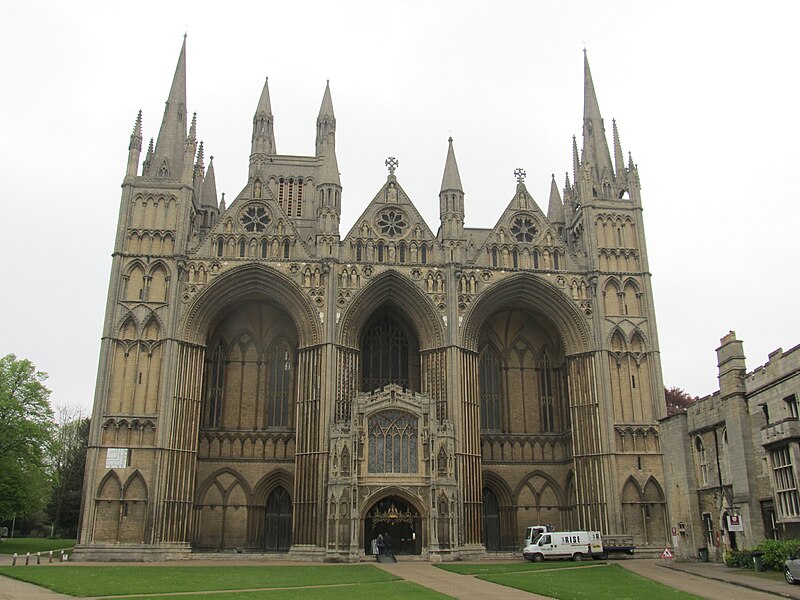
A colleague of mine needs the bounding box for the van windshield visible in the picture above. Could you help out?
[539,535,551,545]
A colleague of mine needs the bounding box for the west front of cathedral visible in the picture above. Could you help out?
[78,39,668,560]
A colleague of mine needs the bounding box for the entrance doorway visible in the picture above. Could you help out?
[483,487,500,551]
[364,496,422,555]
[263,486,291,551]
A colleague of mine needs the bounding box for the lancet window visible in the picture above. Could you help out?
[267,341,293,427]
[203,342,225,428]
[540,351,555,432]
[479,348,502,431]
[368,410,418,473]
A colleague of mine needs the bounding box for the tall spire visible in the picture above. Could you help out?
[547,174,565,225]
[581,51,614,185]
[251,76,276,159]
[201,156,218,207]
[440,136,463,193]
[439,137,465,250]
[126,110,143,177]
[612,119,624,174]
[151,36,188,178]
[315,81,336,156]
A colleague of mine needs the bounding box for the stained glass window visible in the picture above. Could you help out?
[361,314,411,392]
[368,410,417,473]
[267,342,293,427]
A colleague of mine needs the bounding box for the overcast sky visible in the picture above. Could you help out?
[2,1,798,413]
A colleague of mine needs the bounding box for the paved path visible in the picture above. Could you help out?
[377,561,552,599]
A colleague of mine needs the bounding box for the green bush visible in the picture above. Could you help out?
[724,549,753,568]
[753,538,800,571]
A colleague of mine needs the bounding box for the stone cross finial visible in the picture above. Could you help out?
[385,156,399,175]
[514,168,526,183]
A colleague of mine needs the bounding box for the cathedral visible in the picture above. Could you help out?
[77,38,669,560]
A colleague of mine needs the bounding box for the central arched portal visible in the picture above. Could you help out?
[364,496,422,555]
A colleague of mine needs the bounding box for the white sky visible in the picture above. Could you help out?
[2,1,798,412]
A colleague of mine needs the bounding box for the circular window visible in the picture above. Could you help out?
[377,209,408,237]
[240,206,271,232]
[510,216,538,242]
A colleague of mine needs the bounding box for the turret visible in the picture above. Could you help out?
[148,37,188,178]
[439,137,465,261]
[315,81,336,157]
[249,77,276,178]
[181,112,198,183]
[547,174,565,238]
[126,111,143,177]
[315,83,341,253]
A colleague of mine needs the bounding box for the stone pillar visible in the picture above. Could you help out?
[457,349,483,547]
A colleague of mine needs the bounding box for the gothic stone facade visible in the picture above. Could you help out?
[77,40,668,560]
[661,332,800,561]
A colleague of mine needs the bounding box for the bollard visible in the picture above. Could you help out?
[59,550,64,562]
[36,552,41,565]
[49,550,53,564]
[25,552,30,566]
[12,553,17,566]
[64,553,69,562]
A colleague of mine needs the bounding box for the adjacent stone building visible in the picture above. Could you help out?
[661,332,800,560]
[77,39,669,560]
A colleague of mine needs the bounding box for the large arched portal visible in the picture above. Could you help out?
[364,495,423,555]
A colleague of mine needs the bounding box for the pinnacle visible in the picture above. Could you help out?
[440,137,463,193]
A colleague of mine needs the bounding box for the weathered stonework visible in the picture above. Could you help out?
[76,40,668,561]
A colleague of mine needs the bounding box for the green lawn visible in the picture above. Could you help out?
[0,538,75,555]
[478,564,703,600]
[126,581,452,600]
[0,565,398,597]
[436,560,601,575]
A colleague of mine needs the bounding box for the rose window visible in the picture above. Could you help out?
[240,206,271,232]
[377,209,407,237]
[510,216,538,242]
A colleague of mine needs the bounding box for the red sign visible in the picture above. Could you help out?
[661,548,674,559]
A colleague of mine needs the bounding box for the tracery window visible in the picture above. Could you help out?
[361,314,411,392]
[267,342,293,427]
[479,348,502,431]
[203,342,225,428]
[240,206,271,232]
[377,209,407,237]
[510,216,538,242]
[540,351,555,432]
[368,410,418,473]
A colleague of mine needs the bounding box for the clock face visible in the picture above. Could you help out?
[510,216,538,242]
[240,205,271,232]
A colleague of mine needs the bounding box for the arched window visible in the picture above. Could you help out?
[283,240,290,259]
[267,342,293,427]
[239,239,246,257]
[482,487,500,551]
[491,247,498,267]
[540,351,555,432]
[377,241,384,262]
[512,248,519,269]
[399,243,406,263]
[368,410,418,473]
[479,348,502,431]
[695,437,708,486]
[361,314,415,392]
[356,241,363,262]
[553,251,560,270]
[203,342,225,428]
[421,244,427,264]
[217,238,224,257]
[264,486,292,551]
[261,239,268,258]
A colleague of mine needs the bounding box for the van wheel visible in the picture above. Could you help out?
[532,553,544,563]
[572,553,584,562]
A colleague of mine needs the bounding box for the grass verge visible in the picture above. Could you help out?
[0,538,75,555]
[479,564,703,600]
[0,565,396,597]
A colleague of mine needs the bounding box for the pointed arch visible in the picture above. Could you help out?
[123,471,148,500]
[123,261,147,302]
[119,314,138,340]
[97,471,122,500]
[182,263,321,347]
[609,327,627,352]
[338,269,444,350]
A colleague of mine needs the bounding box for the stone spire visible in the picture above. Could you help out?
[142,137,154,175]
[612,119,624,175]
[251,77,276,157]
[151,37,188,178]
[547,174,565,226]
[315,81,336,156]
[581,51,614,187]
[126,110,143,177]
[439,137,465,252]
[439,136,464,194]
[201,156,218,207]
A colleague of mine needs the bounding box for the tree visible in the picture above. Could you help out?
[47,408,90,537]
[0,354,54,521]
[665,386,699,416]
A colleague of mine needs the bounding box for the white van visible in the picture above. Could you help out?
[523,525,551,547]
[522,530,603,562]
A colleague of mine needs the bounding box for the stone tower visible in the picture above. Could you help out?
[77,40,668,560]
